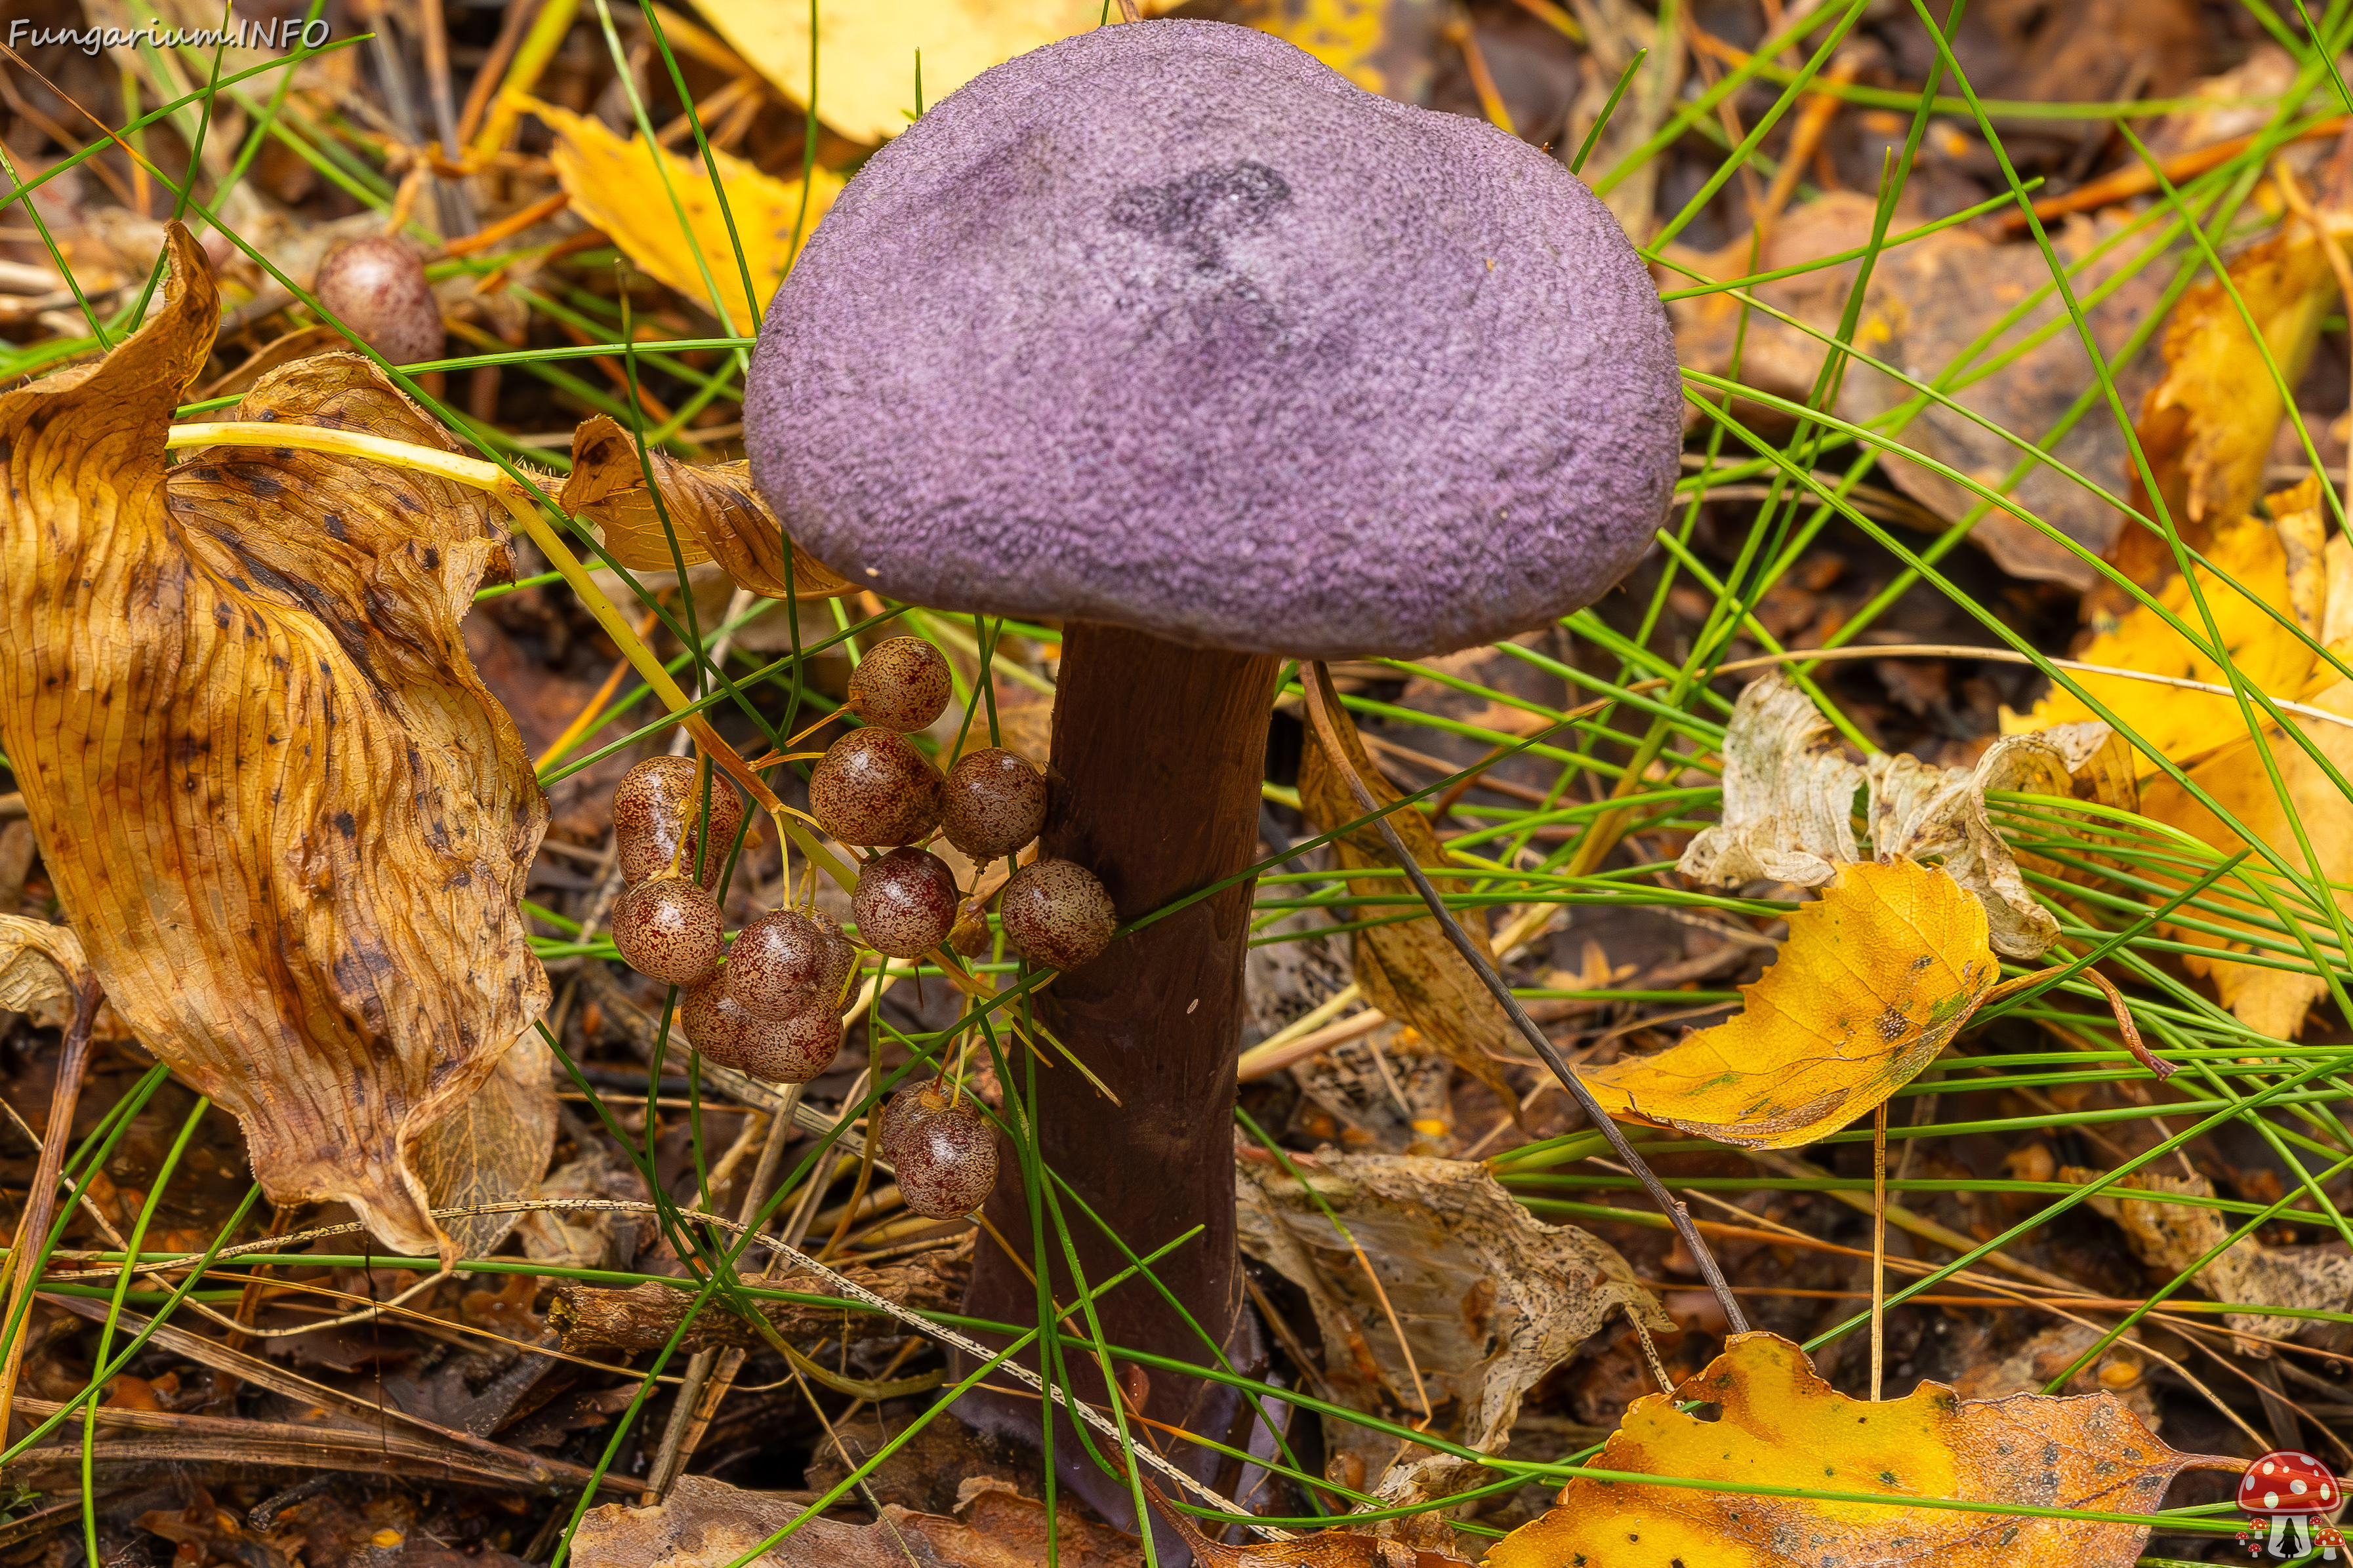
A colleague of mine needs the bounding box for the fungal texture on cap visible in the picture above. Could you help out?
[747,18,1680,661]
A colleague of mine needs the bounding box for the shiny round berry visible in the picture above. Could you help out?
[610,877,724,986]
[314,236,443,365]
[852,847,959,959]
[894,1092,998,1218]
[808,729,945,847]
[877,1082,931,1163]
[848,637,952,733]
[612,755,745,889]
[725,908,828,1018]
[681,983,844,1083]
[999,858,1116,970]
[941,746,1047,861]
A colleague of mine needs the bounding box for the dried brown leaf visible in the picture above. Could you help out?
[1236,1152,1668,1534]
[0,915,90,1020]
[562,414,851,600]
[2062,1166,2353,1354]
[0,227,548,1263]
[1298,709,1516,1113]
[412,1032,558,1262]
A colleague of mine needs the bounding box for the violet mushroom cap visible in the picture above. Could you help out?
[743,18,1679,659]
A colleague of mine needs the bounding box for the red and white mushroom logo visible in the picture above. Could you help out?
[2238,1449,2346,1559]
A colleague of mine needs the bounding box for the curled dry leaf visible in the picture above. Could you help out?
[1586,860,1998,1149]
[0,913,91,1022]
[562,414,851,600]
[531,100,842,335]
[691,0,1105,145]
[1683,672,2084,957]
[2061,1166,2353,1356]
[1488,1332,2233,1568]
[1298,704,1518,1115]
[0,227,548,1263]
[1236,1152,1669,1533]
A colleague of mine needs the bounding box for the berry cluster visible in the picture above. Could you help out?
[809,637,1116,971]
[879,1079,997,1218]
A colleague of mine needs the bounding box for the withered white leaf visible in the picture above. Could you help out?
[0,226,548,1263]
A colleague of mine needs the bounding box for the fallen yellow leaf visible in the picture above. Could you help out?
[1584,859,1996,1148]
[689,0,1105,145]
[1486,1331,2230,1568]
[0,228,549,1264]
[1227,0,1447,100]
[2005,475,2327,769]
[562,414,851,599]
[531,98,842,334]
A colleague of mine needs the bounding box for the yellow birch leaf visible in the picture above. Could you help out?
[689,0,1106,146]
[531,99,842,334]
[2003,475,2328,769]
[1487,1332,2232,1568]
[562,414,851,599]
[1582,860,1997,1149]
[0,228,549,1264]
[1226,0,1448,100]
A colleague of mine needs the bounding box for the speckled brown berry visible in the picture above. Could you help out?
[893,1091,998,1218]
[682,982,844,1083]
[878,1082,932,1163]
[610,876,724,986]
[314,236,444,365]
[941,746,1046,861]
[612,755,745,889]
[811,914,859,1011]
[808,729,945,847]
[852,847,959,959]
[736,1005,846,1085]
[998,858,1116,970]
[848,636,952,732]
[724,908,828,1018]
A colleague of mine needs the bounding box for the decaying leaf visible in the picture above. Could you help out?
[1145,1484,1474,1568]
[0,914,90,1023]
[1298,705,1518,1114]
[1236,1151,1669,1532]
[562,415,851,599]
[1487,1331,2233,1568]
[2005,476,2329,767]
[1587,860,1997,1148]
[689,0,1105,146]
[1669,195,2160,588]
[1677,672,1862,888]
[1681,672,2087,957]
[2101,131,2353,609]
[1226,0,1449,102]
[530,100,842,334]
[411,1032,558,1263]
[2062,1166,2353,1355]
[0,228,549,1264]
[571,1470,1141,1568]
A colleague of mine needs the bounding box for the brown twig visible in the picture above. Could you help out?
[1300,662,1750,1335]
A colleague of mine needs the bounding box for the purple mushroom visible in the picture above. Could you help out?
[745,15,1679,1544]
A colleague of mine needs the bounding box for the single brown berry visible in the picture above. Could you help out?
[610,876,724,986]
[808,729,945,847]
[612,755,745,888]
[736,1005,846,1085]
[848,636,953,732]
[999,858,1116,970]
[877,1082,931,1163]
[894,1091,998,1218]
[725,908,829,1018]
[853,847,959,959]
[941,747,1047,861]
[314,237,443,365]
[682,982,845,1083]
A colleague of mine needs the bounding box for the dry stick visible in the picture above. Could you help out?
[1869,1102,1888,1403]
[0,977,100,1440]
[1299,662,1749,1335]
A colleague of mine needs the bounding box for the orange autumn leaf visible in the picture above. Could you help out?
[1583,859,1997,1148]
[1486,1332,2233,1568]
[0,226,548,1264]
